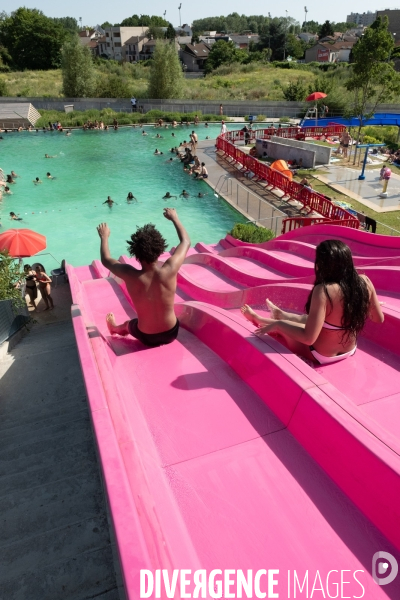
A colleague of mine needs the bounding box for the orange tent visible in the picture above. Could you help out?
[270,160,293,181]
[0,228,46,257]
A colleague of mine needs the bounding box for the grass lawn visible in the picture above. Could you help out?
[0,63,316,101]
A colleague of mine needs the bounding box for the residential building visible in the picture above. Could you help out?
[376,9,400,37]
[346,12,376,26]
[305,41,355,63]
[78,29,102,47]
[229,35,259,49]
[298,32,318,43]
[101,27,149,61]
[125,35,149,62]
[180,42,211,72]
[175,24,193,37]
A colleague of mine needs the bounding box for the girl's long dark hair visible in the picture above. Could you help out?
[305,240,370,341]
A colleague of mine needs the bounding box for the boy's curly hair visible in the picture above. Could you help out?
[127,224,167,264]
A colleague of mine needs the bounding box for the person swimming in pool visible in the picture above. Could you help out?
[46,172,55,179]
[180,190,190,197]
[103,196,115,207]
[240,240,384,365]
[4,186,12,194]
[98,208,191,347]
[163,192,177,199]
[33,177,42,184]
[154,149,163,155]
[127,192,137,202]
[45,154,56,158]
[10,212,22,220]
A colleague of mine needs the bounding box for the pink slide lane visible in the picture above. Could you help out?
[67,260,400,600]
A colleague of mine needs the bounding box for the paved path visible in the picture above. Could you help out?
[317,165,400,213]
[0,284,121,600]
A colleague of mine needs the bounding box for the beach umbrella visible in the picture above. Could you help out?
[0,228,46,258]
[306,92,327,102]
[305,92,328,128]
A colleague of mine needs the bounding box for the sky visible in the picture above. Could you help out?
[1,0,388,28]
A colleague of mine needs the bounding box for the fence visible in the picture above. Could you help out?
[215,176,286,237]
[217,128,359,231]
[0,299,29,345]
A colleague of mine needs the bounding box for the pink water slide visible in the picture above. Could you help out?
[68,224,400,599]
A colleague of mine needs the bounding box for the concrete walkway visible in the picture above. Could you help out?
[316,165,400,213]
[0,283,120,600]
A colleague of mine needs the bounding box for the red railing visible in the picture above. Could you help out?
[216,127,359,231]
[224,124,346,145]
[281,217,360,235]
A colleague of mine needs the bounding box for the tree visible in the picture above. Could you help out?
[101,21,113,29]
[319,20,334,38]
[346,16,400,142]
[166,23,176,40]
[0,7,67,70]
[334,21,357,32]
[281,78,307,101]
[53,17,79,34]
[204,40,243,74]
[0,250,25,308]
[146,26,165,40]
[302,20,320,33]
[148,40,184,99]
[286,34,306,59]
[96,74,132,98]
[61,35,96,97]
[259,19,286,61]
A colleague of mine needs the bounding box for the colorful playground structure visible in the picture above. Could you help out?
[68,223,400,599]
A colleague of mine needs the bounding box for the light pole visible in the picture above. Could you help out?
[178,3,182,28]
[304,6,308,31]
[283,9,288,60]
[79,17,82,30]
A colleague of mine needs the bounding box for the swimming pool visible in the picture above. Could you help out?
[0,123,245,269]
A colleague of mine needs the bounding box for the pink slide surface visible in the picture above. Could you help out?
[67,226,400,599]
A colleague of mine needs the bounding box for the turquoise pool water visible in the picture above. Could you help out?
[0,123,245,270]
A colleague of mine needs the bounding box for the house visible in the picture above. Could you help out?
[298,32,318,43]
[102,27,149,61]
[305,41,355,63]
[175,24,192,37]
[125,35,149,63]
[229,35,259,49]
[139,39,180,61]
[180,42,211,72]
[78,29,102,47]
[346,11,376,26]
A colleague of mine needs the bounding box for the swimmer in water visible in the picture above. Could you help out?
[142,130,148,136]
[103,196,115,207]
[6,174,15,184]
[33,177,42,184]
[4,186,12,194]
[45,154,56,158]
[155,133,163,138]
[10,171,19,178]
[154,149,163,155]
[180,190,190,198]
[197,192,207,197]
[163,192,177,199]
[10,212,22,220]
[127,192,137,202]
[46,172,55,179]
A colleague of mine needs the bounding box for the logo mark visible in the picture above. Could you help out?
[372,552,398,586]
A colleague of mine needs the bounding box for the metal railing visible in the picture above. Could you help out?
[215,176,286,236]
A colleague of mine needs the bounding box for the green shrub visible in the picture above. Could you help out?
[230,223,275,243]
[0,77,9,96]
[279,116,291,123]
[0,251,26,309]
[363,135,381,145]
[256,114,266,121]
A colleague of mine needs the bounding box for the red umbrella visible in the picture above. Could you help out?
[306,92,327,102]
[0,228,46,258]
